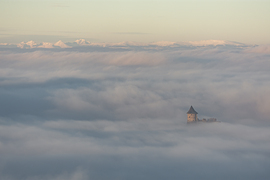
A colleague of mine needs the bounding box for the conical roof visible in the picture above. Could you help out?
[187,106,198,114]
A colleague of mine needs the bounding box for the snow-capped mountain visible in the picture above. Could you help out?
[17,41,37,49]
[75,39,90,45]
[0,39,252,49]
[54,40,71,48]
[187,40,244,46]
[13,40,71,49]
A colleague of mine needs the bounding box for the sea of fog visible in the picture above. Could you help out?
[0,43,270,180]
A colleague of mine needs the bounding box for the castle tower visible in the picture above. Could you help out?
[187,106,198,123]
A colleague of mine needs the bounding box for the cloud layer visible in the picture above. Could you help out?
[0,41,270,180]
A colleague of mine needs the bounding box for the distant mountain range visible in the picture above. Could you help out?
[0,39,250,49]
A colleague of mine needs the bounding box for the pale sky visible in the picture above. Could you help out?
[1,0,270,44]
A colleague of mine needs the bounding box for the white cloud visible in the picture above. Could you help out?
[22,168,88,180]
[0,41,270,180]
[245,45,270,54]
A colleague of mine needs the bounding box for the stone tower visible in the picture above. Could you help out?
[187,106,198,123]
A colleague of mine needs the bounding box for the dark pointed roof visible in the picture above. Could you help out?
[187,106,198,114]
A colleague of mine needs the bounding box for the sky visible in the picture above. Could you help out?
[1,0,270,44]
[1,1,270,180]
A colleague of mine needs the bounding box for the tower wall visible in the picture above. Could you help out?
[187,114,197,123]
